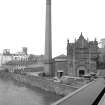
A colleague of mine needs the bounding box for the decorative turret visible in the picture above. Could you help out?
[75,38,77,43]
[81,32,83,35]
[94,38,98,48]
[67,39,69,44]
[67,39,70,56]
[75,33,88,48]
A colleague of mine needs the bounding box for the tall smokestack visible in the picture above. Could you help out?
[45,0,52,60]
[44,0,53,76]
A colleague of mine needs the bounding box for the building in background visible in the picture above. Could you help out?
[22,47,28,55]
[0,48,28,65]
[101,39,105,48]
[0,49,13,65]
[67,33,99,77]
[0,47,45,73]
[54,54,68,77]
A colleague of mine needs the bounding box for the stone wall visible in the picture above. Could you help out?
[11,73,78,95]
[97,69,105,76]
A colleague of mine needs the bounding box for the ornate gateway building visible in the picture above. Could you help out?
[67,33,99,77]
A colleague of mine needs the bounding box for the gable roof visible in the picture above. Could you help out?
[54,54,67,59]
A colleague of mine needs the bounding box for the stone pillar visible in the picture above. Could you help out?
[44,0,53,76]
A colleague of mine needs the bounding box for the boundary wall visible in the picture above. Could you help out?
[10,73,78,95]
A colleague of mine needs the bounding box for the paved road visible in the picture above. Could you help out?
[52,78,105,105]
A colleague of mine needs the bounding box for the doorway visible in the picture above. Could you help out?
[57,70,64,78]
[79,70,85,77]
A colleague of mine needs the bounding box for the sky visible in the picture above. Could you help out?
[0,0,105,57]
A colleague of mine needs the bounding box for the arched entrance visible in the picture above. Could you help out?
[77,66,87,77]
[79,70,85,77]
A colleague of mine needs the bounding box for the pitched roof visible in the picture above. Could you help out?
[54,54,67,59]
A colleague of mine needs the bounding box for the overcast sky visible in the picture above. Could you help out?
[0,0,105,57]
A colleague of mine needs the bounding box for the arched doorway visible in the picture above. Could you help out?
[79,70,85,77]
[77,66,87,77]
